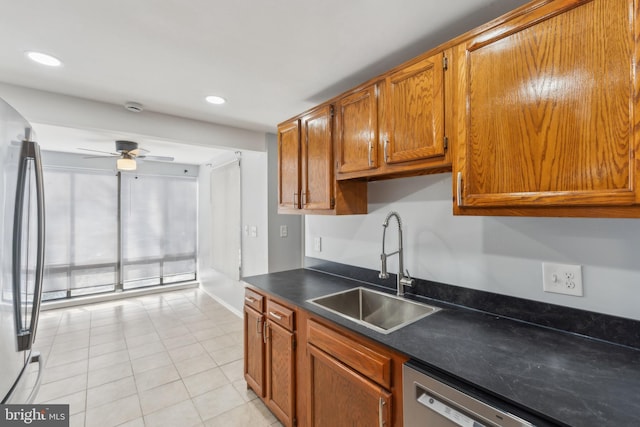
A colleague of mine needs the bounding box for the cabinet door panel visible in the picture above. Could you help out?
[384,53,445,164]
[336,86,378,174]
[308,344,391,427]
[278,120,301,209]
[455,0,636,208]
[244,306,264,397]
[302,105,333,210]
[267,321,295,427]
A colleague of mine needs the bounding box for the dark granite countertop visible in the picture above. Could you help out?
[242,268,640,427]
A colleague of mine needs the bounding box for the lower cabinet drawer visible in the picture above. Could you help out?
[307,319,391,389]
[266,299,295,331]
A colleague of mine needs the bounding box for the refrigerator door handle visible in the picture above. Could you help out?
[11,135,45,351]
[29,141,45,346]
[12,137,29,351]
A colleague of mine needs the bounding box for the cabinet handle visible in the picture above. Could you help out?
[244,296,255,303]
[302,191,307,207]
[379,397,386,427]
[456,171,462,207]
[293,192,298,207]
[263,321,268,343]
[384,140,389,163]
[269,311,283,320]
[256,318,262,335]
[368,141,373,167]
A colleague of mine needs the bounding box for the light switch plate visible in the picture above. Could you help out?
[542,262,583,296]
[313,237,322,252]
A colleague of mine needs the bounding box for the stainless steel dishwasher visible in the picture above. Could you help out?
[403,363,547,427]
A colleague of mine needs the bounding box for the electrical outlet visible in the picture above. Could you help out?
[313,237,322,252]
[280,225,288,238]
[250,226,257,238]
[542,262,583,296]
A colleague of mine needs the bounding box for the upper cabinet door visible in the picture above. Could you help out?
[381,52,446,165]
[453,0,638,212]
[301,105,334,210]
[335,85,378,175]
[278,119,301,210]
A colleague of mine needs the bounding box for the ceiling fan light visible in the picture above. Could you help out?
[117,157,137,171]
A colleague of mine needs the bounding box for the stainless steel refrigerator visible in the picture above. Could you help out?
[0,97,45,404]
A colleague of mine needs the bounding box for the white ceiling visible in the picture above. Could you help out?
[0,0,529,161]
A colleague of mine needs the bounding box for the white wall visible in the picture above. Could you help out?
[199,149,269,279]
[306,173,640,321]
[240,150,269,277]
[266,133,303,272]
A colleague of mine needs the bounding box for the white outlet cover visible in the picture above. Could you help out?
[542,262,583,296]
[280,225,288,238]
[313,237,322,252]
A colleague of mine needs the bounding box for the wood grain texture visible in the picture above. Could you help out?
[454,0,637,210]
[308,343,391,427]
[336,85,378,174]
[266,299,295,332]
[302,105,334,210]
[278,119,301,209]
[243,305,264,397]
[267,321,296,427]
[307,319,391,389]
[244,288,264,312]
[383,52,446,163]
[303,313,408,427]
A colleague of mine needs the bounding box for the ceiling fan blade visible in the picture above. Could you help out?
[77,148,119,156]
[83,155,115,159]
[138,155,175,162]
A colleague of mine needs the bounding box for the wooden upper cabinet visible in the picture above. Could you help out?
[453,0,639,215]
[301,105,334,210]
[278,119,301,210]
[379,51,448,167]
[335,85,378,176]
[277,106,367,215]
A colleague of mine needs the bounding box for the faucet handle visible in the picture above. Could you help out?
[400,270,414,288]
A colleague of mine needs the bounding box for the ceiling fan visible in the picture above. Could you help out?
[79,140,175,171]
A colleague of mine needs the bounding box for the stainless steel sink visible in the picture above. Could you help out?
[307,287,439,334]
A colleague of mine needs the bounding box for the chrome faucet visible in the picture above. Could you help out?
[379,211,414,296]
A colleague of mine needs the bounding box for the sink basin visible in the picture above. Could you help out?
[307,287,439,334]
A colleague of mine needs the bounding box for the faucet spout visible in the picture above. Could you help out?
[379,211,414,296]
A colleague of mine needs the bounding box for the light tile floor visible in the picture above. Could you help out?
[32,287,283,427]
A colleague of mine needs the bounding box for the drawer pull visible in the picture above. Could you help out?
[269,311,283,320]
[244,296,255,303]
[379,397,385,427]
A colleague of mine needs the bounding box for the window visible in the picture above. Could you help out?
[43,169,118,299]
[121,174,197,289]
[42,167,197,300]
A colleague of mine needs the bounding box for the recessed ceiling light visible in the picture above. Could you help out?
[205,95,226,105]
[26,51,62,67]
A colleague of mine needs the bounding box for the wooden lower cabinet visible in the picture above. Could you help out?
[244,288,407,427]
[243,304,264,396]
[308,344,392,427]
[266,320,296,426]
[244,289,296,426]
